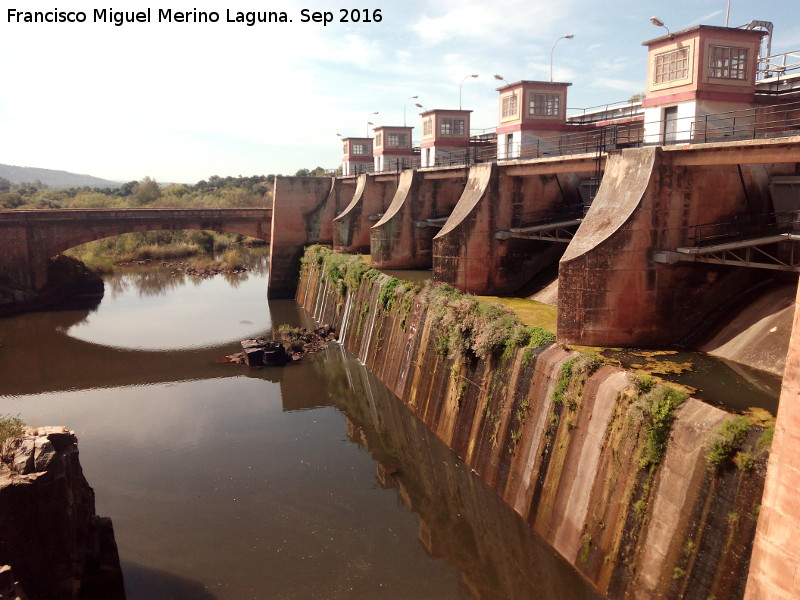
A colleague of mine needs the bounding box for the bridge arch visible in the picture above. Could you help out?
[0,207,272,290]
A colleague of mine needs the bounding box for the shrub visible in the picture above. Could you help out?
[0,415,25,462]
[218,247,245,270]
[634,374,655,394]
[707,417,751,473]
[639,386,687,470]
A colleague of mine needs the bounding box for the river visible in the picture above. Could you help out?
[0,255,601,600]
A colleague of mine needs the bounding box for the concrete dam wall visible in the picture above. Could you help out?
[296,246,770,600]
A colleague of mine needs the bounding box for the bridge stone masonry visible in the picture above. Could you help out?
[0,207,271,291]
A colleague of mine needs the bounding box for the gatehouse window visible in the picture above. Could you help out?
[654,47,690,84]
[440,118,465,135]
[529,93,560,116]
[387,133,408,147]
[708,45,748,80]
[501,93,519,119]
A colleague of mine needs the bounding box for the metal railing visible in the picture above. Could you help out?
[513,204,585,229]
[567,100,644,124]
[758,51,800,79]
[694,100,800,142]
[688,210,800,247]
[341,99,800,176]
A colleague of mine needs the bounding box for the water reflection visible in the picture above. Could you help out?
[315,344,603,600]
[65,257,271,351]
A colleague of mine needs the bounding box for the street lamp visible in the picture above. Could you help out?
[550,34,574,82]
[494,74,509,86]
[403,95,419,127]
[459,74,478,110]
[650,17,670,36]
[366,111,378,137]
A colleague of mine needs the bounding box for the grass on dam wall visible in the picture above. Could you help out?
[297,244,773,600]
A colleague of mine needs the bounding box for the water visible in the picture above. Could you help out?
[0,257,601,600]
[601,348,781,416]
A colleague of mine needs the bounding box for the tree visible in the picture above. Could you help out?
[116,181,137,197]
[294,167,329,177]
[131,176,161,205]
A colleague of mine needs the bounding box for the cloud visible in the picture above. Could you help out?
[690,10,724,26]
[411,0,575,46]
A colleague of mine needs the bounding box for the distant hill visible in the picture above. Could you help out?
[0,164,122,189]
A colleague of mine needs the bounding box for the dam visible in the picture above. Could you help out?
[264,21,800,600]
[2,17,800,600]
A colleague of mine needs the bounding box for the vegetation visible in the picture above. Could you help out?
[0,173,275,210]
[706,417,752,473]
[65,229,263,273]
[420,281,555,361]
[301,245,557,363]
[293,166,332,177]
[0,415,25,463]
[638,385,688,470]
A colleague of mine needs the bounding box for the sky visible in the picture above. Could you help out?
[1,0,800,184]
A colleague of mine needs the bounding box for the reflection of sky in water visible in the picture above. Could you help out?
[67,271,270,350]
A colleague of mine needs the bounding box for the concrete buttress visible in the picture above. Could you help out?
[333,174,397,253]
[558,146,768,347]
[268,176,332,298]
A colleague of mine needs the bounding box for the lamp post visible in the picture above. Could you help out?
[459,74,478,110]
[366,111,378,137]
[494,74,509,86]
[550,34,574,82]
[403,96,419,127]
[649,17,670,36]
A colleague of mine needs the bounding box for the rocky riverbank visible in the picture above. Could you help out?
[115,258,250,278]
[0,426,125,600]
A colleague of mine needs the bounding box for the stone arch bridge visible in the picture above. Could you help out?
[0,207,272,290]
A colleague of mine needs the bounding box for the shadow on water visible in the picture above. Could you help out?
[123,562,217,600]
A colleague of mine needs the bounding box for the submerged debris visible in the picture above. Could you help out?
[226,325,337,367]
